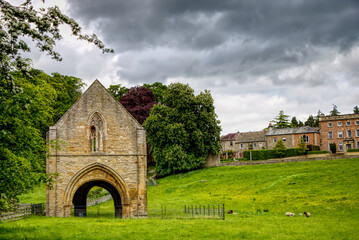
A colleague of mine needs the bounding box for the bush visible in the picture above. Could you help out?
[307,150,329,155]
[221,150,234,159]
[244,148,304,160]
[236,158,247,161]
[330,143,337,153]
[347,149,359,152]
[307,145,320,151]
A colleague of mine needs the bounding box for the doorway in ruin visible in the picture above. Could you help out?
[72,180,121,218]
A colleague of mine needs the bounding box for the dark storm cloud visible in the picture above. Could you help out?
[68,0,359,84]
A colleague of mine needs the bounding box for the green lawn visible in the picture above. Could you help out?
[1,158,359,239]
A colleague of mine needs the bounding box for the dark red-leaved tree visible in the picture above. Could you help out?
[119,86,156,124]
[120,86,156,166]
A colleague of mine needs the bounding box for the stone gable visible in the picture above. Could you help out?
[46,80,147,218]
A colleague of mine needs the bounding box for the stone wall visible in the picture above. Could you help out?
[46,80,147,218]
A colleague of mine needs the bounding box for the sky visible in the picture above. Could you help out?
[26,0,359,135]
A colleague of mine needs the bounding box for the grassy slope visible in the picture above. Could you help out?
[1,159,359,239]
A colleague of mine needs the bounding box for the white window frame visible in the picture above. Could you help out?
[355,120,359,125]
[240,144,243,149]
[357,141,359,149]
[328,122,333,127]
[338,131,343,138]
[346,121,351,126]
[347,130,352,138]
[302,135,309,143]
[337,122,342,126]
[283,137,286,142]
[254,143,257,148]
[339,142,343,151]
[356,129,359,137]
[328,131,333,139]
[273,138,276,143]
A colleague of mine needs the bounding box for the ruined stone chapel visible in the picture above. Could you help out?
[46,80,147,218]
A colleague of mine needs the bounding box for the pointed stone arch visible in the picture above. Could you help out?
[63,162,131,218]
[87,112,108,152]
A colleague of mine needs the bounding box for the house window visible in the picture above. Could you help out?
[337,122,342,126]
[357,141,359,149]
[259,143,263,148]
[346,121,351,126]
[254,143,257,148]
[339,142,343,151]
[356,129,359,137]
[328,131,333,139]
[347,130,352,138]
[283,137,286,142]
[328,122,332,127]
[240,144,243,149]
[302,135,309,143]
[230,141,233,146]
[273,138,276,143]
[356,120,359,125]
[347,144,352,150]
[338,131,343,138]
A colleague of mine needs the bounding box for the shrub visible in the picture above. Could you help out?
[307,150,329,155]
[221,150,234,159]
[307,145,320,151]
[273,140,286,158]
[347,149,359,152]
[330,143,337,153]
[244,148,304,160]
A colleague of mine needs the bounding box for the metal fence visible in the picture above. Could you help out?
[0,203,45,221]
[159,204,225,220]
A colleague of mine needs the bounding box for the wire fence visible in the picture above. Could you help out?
[159,204,225,220]
[0,203,45,221]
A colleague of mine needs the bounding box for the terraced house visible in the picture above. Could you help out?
[319,113,359,152]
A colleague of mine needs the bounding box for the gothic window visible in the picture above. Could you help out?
[90,113,104,152]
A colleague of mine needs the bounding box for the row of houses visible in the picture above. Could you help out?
[221,113,359,158]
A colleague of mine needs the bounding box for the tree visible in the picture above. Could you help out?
[330,143,336,154]
[305,115,316,127]
[144,83,221,176]
[290,116,303,127]
[298,136,308,155]
[108,84,129,100]
[354,106,359,114]
[0,70,84,211]
[0,0,112,87]
[119,86,155,125]
[273,139,287,158]
[271,110,290,128]
[143,82,168,103]
[330,104,340,116]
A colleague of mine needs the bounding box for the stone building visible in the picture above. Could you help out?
[46,80,147,218]
[265,125,320,149]
[235,131,266,158]
[319,113,359,152]
[220,133,239,152]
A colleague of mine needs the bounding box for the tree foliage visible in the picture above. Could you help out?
[108,84,128,100]
[143,82,168,103]
[273,139,287,158]
[0,0,112,87]
[354,106,359,114]
[144,83,221,176]
[0,0,110,210]
[0,70,83,211]
[119,86,155,125]
[271,110,290,129]
[330,104,340,116]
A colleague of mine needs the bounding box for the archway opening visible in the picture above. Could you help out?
[72,180,122,218]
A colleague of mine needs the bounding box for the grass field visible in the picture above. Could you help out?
[1,158,359,239]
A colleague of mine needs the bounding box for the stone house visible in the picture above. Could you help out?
[235,131,266,158]
[319,113,359,152]
[220,133,239,153]
[265,125,320,149]
[46,80,147,218]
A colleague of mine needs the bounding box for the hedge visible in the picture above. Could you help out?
[347,149,359,152]
[307,150,329,155]
[243,148,303,160]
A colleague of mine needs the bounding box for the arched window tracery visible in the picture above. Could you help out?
[89,113,104,152]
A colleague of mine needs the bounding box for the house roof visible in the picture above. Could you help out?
[266,126,319,136]
[236,131,266,143]
[221,133,238,141]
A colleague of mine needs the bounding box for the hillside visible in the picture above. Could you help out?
[3,158,359,239]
